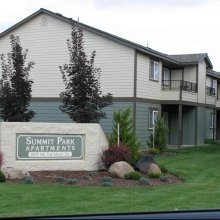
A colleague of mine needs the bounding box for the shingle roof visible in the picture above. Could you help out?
[207,69,220,79]
[168,53,213,69]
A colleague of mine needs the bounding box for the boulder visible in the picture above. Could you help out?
[135,154,155,173]
[108,161,134,179]
[148,163,161,175]
[1,167,30,180]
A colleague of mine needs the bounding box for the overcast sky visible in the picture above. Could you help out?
[1,0,220,70]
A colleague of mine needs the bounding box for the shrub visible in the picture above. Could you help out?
[124,171,141,180]
[160,176,168,182]
[159,164,168,174]
[148,172,161,179]
[102,176,113,187]
[0,152,3,167]
[103,176,113,183]
[147,115,168,153]
[55,176,66,183]
[23,175,34,184]
[0,171,6,182]
[139,177,152,185]
[67,178,78,185]
[102,144,131,169]
[102,181,113,187]
[107,107,142,165]
[147,147,160,155]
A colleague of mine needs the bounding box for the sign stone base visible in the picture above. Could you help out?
[0,122,108,171]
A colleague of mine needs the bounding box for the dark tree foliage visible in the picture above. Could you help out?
[59,24,113,123]
[0,35,35,122]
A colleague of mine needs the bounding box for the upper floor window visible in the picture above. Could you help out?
[150,60,159,81]
[211,79,217,96]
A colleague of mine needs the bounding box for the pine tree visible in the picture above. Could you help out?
[147,115,168,153]
[59,24,113,123]
[108,107,141,165]
[0,35,35,121]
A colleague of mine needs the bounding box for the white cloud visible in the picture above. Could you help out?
[1,0,220,70]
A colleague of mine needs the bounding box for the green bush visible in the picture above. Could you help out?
[124,171,141,180]
[147,115,168,153]
[160,176,168,182]
[103,176,113,183]
[107,107,142,165]
[102,181,113,187]
[159,164,168,174]
[102,176,113,187]
[67,178,78,185]
[23,175,34,184]
[147,147,160,155]
[0,170,6,182]
[139,177,151,185]
[148,172,161,179]
[55,176,66,183]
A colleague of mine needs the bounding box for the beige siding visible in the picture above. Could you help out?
[198,60,206,103]
[171,69,182,80]
[182,91,198,102]
[216,100,220,108]
[184,66,196,83]
[160,91,179,100]
[136,53,162,100]
[83,30,134,97]
[206,76,211,87]
[0,13,134,98]
[206,96,216,105]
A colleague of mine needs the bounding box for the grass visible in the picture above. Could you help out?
[1,144,220,217]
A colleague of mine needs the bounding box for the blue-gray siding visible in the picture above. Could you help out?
[136,102,161,149]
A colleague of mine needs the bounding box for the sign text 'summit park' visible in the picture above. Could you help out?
[16,134,84,160]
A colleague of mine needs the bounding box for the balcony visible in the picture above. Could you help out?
[206,86,215,96]
[162,80,197,93]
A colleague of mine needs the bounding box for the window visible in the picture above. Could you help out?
[210,113,215,129]
[210,79,217,96]
[149,109,158,129]
[150,60,159,81]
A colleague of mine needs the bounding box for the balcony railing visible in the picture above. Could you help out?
[162,80,197,93]
[206,86,216,96]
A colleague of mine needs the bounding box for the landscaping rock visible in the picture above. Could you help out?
[135,154,155,173]
[108,161,134,179]
[2,167,30,180]
[148,163,161,175]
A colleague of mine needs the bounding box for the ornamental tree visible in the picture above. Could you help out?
[108,107,141,165]
[59,24,113,123]
[147,114,168,153]
[0,35,35,121]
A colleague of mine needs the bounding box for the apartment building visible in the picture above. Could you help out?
[0,8,219,148]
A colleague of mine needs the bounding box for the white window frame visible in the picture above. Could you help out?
[149,109,159,130]
[150,60,160,81]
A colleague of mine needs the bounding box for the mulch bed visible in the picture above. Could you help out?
[8,170,182,187]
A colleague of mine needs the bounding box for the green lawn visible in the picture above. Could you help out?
[1,144,220,217]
